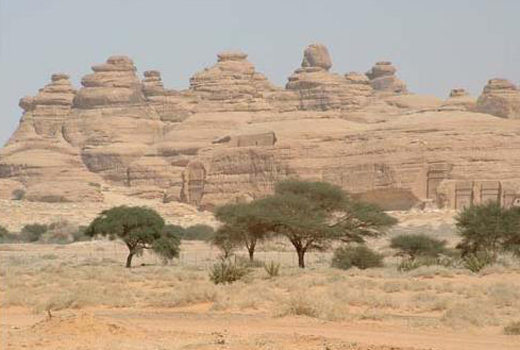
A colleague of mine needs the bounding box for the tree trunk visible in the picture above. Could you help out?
[297,248,306,268]
[248,241,256,262]
[125,252,134,268]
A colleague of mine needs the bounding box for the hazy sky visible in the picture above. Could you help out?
[0,0,518,145]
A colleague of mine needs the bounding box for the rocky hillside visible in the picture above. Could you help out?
[1,43,520,211]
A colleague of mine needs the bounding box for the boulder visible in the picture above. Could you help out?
[301,43,332,71]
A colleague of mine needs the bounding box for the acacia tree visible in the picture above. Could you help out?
[258,180,397,268]
[456,201,520,259]
[85,206,181,267]
[214,202,272,261]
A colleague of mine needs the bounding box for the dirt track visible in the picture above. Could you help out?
[3,307,520,350]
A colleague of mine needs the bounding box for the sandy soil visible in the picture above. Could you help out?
[2,239,520,349]
[3,307,519,350]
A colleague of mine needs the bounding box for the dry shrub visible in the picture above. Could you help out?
[145,283,218,308]
[504,321,520,335]
[487,283,520,307]
[441,302,497,328]
[277,293,347,321]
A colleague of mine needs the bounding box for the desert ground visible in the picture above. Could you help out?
[2,224,520,350]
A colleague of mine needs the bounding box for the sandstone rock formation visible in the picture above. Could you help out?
[441,88,476,111]
[189,51,280,112]
[285,44,373,111]
[1,44,520,211]
[476,78,520,119]
[366,61,407,94]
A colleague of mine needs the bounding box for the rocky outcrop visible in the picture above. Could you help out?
[366,61,407,95]
[285,44,373,111]
[1,44,520,210]
[441,88,476,111]
[476,78,520,119]
[189,51,280,112]
[73,56,145,108]
[301,43,332,70]
[17,74,75,138]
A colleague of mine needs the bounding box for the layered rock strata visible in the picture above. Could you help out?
[366,61,407,94]
[476,78,520,119]
[1,44,520,210]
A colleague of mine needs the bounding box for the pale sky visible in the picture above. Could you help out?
[0,0,518,145]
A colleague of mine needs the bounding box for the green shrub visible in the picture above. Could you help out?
[209,259,250,285]
[72,225,90,242]
[12,189,25,200]
[20,223,48,242]
[390,234,447,260]
[398,255,458,271]
[264,261,280,278]
[463,252,493,273]
[331,245,384,270]
[0,226,18,243]
[182,224,214,241]
[504,321,520,335]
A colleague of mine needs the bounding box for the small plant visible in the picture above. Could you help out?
[463,252,493,272]
[504,321,520,335]
[209,259,250,285]
[20,223,48,242]
[0,225,18,243]
[12,189,25,200]
[390,234,447,260]
[264,261,280,278]
[331,245,384,270]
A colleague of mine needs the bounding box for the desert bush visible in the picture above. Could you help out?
[331,245,384,270]
[390,234,447,260]
[441,302,497,328]
[504,321,520,335]
[0,226,18,243]
[456,202,520,259]
[12,189,25,200]
[42,220,78,243]
[209,259,250,285]
[20,223,48,242]
[463,252,493,272]
[182,224,214,241]
[72,225,90,242]
[264,261,280,278]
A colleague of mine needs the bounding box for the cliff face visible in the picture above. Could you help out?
[2,43,520,210]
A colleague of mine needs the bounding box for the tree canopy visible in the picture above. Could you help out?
[456,202,520,259]
[214,202,273,261]
[214,179,397,268]
[85,206,181,267]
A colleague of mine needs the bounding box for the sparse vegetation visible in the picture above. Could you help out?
[331,245,384,270]
[209,259,250,284]
[12,189,25,200]
[264,261,280,278]
[456,202,520,261]
[20,223,48,242]
[390,234,448,260]
[504,321,520,335]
